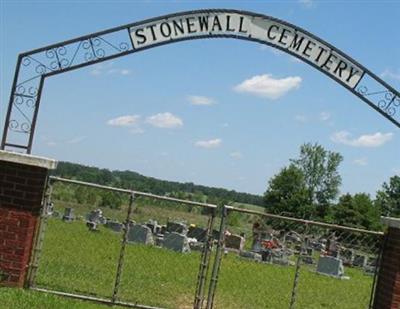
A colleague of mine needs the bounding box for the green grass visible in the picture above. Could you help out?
[1,203,375,309]
[0,287,109,309]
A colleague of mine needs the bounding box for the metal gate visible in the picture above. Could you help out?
[28,176,216,309]
[28,179,384,309]
[206,206,384,309]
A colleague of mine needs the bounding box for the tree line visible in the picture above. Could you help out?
[52,161,264,207]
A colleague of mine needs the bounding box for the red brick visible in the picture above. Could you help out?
[0,159,51,288]
[5,176,27,185]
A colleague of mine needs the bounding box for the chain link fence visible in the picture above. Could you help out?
[28,178,384,309]
[206,206,384,309]
[28,176,217,309]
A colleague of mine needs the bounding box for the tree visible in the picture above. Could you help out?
[375,175,400,217]
[264,164,313,219]
[291,143,343,218]
[332,193,381,230]
[100,191,123,209]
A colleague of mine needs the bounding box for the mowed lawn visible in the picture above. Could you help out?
[1,219,374,309]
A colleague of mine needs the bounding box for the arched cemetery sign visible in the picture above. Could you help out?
[2,9,399,153]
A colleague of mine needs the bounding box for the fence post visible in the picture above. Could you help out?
[111,192,135,303]
[205,205,229,309]
[289,223,309,309]
[26,178,53,288]
[194,208,216,309]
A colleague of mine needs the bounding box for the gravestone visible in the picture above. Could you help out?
[128,224,154,245]
[87,209,103,223]
[316,256,345,278]
[46,202,54,216]
[225,234,245,251]
[52,210,60,218]
[239,251,262,262]
[154,235,164,247]
[106,221,123,232]
[353,254,367,268]
[146,219,160,234]
[188,226,207,242]
[302,255,315,264]
[99,217,107,225]
[269,249,289,265]
[189,241,204,251]
[341,249,354,266]
[62,208,74,222]
[86,221,98,231]
[166,221,188,235]
[163,232,190,253]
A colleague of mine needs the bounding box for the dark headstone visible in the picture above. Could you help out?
[62,208,74,222]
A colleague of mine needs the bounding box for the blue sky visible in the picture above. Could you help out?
[1,1,400,196]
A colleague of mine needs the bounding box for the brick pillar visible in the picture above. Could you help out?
[0,150,57,287]
[373,217,400,309]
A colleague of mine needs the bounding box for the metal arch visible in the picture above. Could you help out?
[1,8,399,154]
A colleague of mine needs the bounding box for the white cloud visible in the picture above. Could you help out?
[230,151,243,159]
[107,115,141,127]
[234,74,302,99]
[353,158,368,166]
[392,168,400,175]
[195,138,222,149]
[188,95,216,106]
[66,136,87,144]
[381,69,400,81]
[295,114,308,123]
[319,111,331,121]
[299,0,314,7]
[221,123,229,128]
[146,112,183,128]
[331,131,393,147]
[90,62,131,76]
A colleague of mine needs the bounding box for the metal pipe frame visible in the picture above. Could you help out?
[26,175,53,288]
[205,205,230,309]
[1,9,399,153]
[112,193,136,303]
[34,175,217,309]
[193,208,216,309]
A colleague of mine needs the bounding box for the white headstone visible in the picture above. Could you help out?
[316,256,345,278]
[128,224,154,245]
[163,232,190,253]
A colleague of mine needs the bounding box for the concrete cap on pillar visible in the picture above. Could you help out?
[381,216,400,229]
[0,150,57,170]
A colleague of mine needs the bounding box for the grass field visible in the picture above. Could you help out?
[0,198,375,309]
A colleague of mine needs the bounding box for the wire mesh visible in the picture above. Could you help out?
[30,179,384,309]
[116,194,216,309]
[206,206,384,309]
[31,177,217,309]
[33,180,128,299]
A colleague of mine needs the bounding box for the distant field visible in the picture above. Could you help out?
[232,202,266,212]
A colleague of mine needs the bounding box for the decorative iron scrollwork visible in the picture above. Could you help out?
[357,85,400,118]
